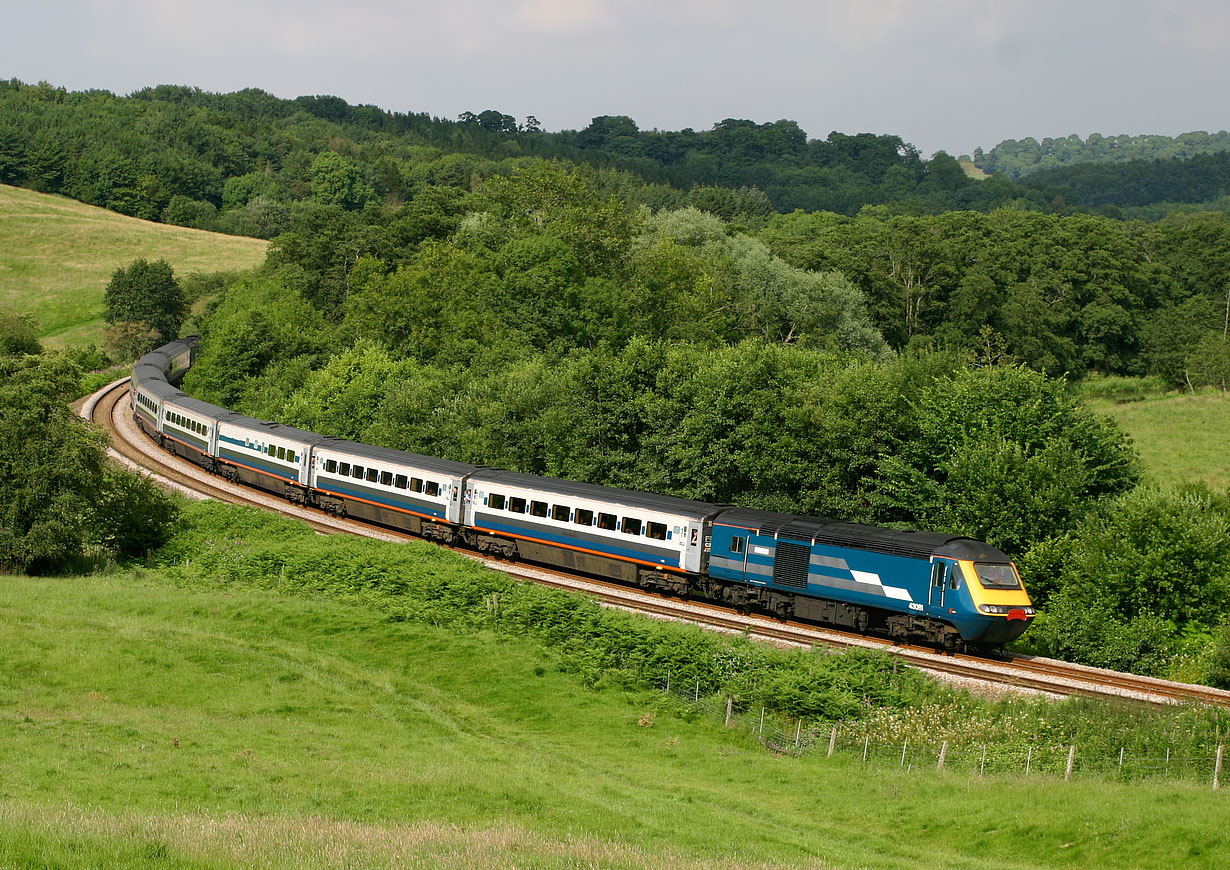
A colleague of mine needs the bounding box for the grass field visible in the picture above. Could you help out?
[1083,390,1230,490]
[1,571,1227,869]
[0,184,267,348]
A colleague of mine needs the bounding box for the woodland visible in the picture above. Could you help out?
[3,78,1230,682]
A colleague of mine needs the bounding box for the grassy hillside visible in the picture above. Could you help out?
[1083,391,1230,490]
[2,569,1228,869]
[0,184,267,348]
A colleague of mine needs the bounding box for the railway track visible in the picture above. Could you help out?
[85,377,1230,709]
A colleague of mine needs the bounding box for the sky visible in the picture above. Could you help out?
[3,0,1227,158]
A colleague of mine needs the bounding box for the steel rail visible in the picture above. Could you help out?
[86,378,1230,709]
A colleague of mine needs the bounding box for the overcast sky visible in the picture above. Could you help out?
[3,0,1226,157]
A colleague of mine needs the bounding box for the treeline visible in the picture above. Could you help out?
[0,78,1050,232]
[762,208,1230,386]
[1020,150,1230,213]
[974,131,1230,179]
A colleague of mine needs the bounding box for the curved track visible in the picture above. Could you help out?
[85,377,1230,709]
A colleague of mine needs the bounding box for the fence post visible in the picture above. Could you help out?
[725,695,733,727]
[795,720,802,748]
[1165,747,1170,776]
[666,670,670,693]
[759,707,765,735]
[900,740,908,769]
[1065,746,1075,781]
[1025,746,1032,777]
[863,735,869,763]
[980,745,986,777]
[828,726,838,758]
[937,741,948,772]
[1118,747,1124,776]
[695,680,700,702]
[1216,745,1224,791]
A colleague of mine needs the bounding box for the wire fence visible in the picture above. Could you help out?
[657,678,1228,790]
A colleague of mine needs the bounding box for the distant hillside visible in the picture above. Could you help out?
[973,131,1230,179]
[0,184,266,347]
[1020,150,1230,212]
[0,78,1041,231]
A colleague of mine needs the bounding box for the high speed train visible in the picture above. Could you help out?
[131,337,1035,651]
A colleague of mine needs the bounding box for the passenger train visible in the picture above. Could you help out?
[131,338,1035,651]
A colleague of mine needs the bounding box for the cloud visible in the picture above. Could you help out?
[517,0,612,34]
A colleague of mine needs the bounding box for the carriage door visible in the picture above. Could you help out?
[929,558,956,612]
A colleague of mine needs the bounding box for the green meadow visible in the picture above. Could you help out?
[0,184,266,348]
[1,569,1227,869]
[1083,389,1230,490]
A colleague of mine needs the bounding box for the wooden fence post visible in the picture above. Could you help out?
[828,726,838,758]
[900,740,908,769]
[724,695,733,727]
[937,741,948,772]
[1065,746,1075,781]
[1215,745,1224,791]
[1025,746,1032,777]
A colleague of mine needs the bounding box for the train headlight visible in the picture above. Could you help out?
[979,604,1035,615]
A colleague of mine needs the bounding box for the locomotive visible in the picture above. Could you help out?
[131,338,1035,651]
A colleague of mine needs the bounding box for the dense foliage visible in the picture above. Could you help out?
[762,208,1230,383]
[169,156,1230,680]
[0,333,178,572]
[102,257,186,357]
[973,130,1230,180]
[0,78,1047,232]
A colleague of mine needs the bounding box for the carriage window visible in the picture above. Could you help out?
[366,467,378,482]
[325,459,338,474]
[529,500,548,518]
[394,474,408,489]
[425,481,440,497]
[338,462,350,476]
[552,504,570,522]
[488,493,506,510]
[574,507,594,526]
[597,512,616,530]
[646,522,667,540]
[508,496,526,513]
[729,536,745,554]
[380,471,393,486]
[277,446,286,460]
[288,450,297,463]
[621,517,642,536]
[410,477,422,492]
[352,465,364,479]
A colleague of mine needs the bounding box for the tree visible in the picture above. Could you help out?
[0,353,177,573]
[0,310,41,356]
[102,258,186,347]
[310,151,374,210]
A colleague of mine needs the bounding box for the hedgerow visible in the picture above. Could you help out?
[157,500,934,720]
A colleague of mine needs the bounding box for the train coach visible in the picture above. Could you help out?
[130,339,1035,651]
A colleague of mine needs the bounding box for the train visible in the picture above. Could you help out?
[130,337,1035,651]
